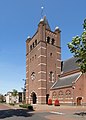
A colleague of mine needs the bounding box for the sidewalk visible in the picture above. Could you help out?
[33,104,86,112]
[32,104,86,120]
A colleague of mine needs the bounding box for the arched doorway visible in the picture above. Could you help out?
[31,92,37,104]
[77,97,82,105]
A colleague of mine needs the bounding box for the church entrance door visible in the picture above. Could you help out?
[31,92,37,104]
[77,97,82,105]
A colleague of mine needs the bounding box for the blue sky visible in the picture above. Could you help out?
[0,0,86,94]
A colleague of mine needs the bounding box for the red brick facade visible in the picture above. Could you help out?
[26,17,61,104]
[26,17,86,105]
[50,69,86,105]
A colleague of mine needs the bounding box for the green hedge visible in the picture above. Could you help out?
[19,104,33,110]
[9,103,15,106]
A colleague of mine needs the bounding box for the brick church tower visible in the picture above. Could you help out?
[26,16,61,104]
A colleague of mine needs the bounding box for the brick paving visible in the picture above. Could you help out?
[33,104,86,120]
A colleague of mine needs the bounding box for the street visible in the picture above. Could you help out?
[1,103,86,120]
[0,103,48,120]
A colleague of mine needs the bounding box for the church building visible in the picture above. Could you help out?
[26,16,86,105]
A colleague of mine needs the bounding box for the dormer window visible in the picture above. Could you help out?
[46,36,50,43]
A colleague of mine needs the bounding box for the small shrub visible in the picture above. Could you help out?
[19,104,33,111]
[28,104,33,111]
[48,99,52,105]
[54,99,60,106]
[9,103,15,106]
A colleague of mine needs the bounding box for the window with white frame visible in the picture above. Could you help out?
[58,91,63,99]
[65,90,71,99]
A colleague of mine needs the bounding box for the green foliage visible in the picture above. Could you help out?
[68,19,86,73]
[19,104,33,110]
[0,94,3,102]
[12,89,18,96]
[9,103,15,106]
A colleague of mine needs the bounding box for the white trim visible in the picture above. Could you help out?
[76,96,83,99]
[38,79,46,81]
[38,71,46,74]
[26,58,28,61]
[38,47,46,50]
[51,81,57,89]
[49,80,54,83]
[38,55,46,58]
[38,96,46,97]
[38,63,46,66]
[57,52,61,54]
[26,71,28,73]
[38,87,46,89]
[26,65,28,67]
[74,72,82,83]
[26,97,28,98]
[57,67,61,69]
[57,59,61,61]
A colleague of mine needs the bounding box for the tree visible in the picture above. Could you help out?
[0,94,4,102]
[12,89,18,103]
[68,19,86,73]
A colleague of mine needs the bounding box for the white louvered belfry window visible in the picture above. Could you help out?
[49,71,54,82]
[31,72,35,80]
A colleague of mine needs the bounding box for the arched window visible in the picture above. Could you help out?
[35,54,36,59]
[65,90,71,99]
[33,42,34,48]
[51,38,55,45]
[31,72,35,80]
[35,40,37,46]
[58,91,63,99]
[46,36,50,43]
[50,53,53,57]
[30,45,32,51]
[49,71,54,82]
[52,91,57,100]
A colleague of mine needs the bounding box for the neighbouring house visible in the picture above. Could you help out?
[26,16,86,105]
[5,92,23,104]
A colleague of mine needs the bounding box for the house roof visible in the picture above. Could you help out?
[51,72,81,89]
[61,57,79,73]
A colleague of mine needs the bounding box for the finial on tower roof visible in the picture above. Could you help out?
[41,6,44,18]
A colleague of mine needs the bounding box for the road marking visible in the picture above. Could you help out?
[50,111,65,115]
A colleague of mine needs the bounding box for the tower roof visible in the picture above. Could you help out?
[39,16,51,30]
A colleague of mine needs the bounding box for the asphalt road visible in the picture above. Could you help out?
[1,103,86,120]
[0,103,49,120]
